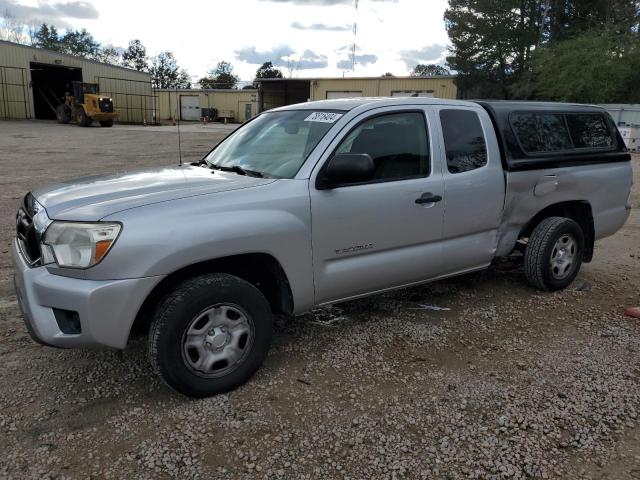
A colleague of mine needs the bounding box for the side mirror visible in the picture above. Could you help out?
[318,153,374,189]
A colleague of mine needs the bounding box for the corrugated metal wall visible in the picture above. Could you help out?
[0,40,152,123]
[156,89,258,122]
[0,65,29,118]
[311,77,458,100]
[600,104,640,127]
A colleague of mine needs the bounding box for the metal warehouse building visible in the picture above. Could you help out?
[156,89,258,123]
[256,76,458,112]
[0,40,153,123]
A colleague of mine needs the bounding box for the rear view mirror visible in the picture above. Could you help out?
[318,153,374,189]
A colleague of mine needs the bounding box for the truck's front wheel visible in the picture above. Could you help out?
[524,216,585,291]
[148,273,273,397]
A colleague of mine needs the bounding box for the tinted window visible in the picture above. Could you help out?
[566,114,614,148]
[440,110,487,173]
[336,112,429,181]
[512,113,573,153]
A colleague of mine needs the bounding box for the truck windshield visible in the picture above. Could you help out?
[203,110,343,178]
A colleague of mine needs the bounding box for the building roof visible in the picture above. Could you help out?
[272,96,476,112]
[0,39,150,77]
[154,88,258,93]
[256,75,456,82]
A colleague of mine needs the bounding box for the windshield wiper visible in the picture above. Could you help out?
[210,164,266,178]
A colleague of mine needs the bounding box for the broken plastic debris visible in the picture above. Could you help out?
[576,281,591,292]
[310,316,347,327]
[625,307,640,319]
[409,304,451,311]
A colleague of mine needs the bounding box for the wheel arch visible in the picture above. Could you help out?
[519,200,595,262]
[129,252,294,341]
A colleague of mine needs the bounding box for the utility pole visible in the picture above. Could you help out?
[351,0,359,72]
[538,0,551,45]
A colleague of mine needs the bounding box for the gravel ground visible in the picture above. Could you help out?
[0,120,639,480]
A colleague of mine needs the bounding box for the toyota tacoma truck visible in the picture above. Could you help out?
[12,98,633,397]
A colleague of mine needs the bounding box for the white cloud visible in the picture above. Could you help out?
[0,0,98,24]
[291,21,351,31]
[399,44,448,69]
[33,0,450,80]
[337,53,378,70]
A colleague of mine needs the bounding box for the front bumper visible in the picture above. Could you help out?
[11,238,163,349]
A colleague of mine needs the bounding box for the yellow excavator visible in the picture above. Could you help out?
[55,81,119,127]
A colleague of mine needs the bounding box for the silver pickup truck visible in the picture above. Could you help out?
[12,98,633,397]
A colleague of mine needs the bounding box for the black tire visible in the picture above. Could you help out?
[524,216,585,291]
[148,273,273,398]
[99,120,114,127]
[75,108,92,127]
[55,104,71,124]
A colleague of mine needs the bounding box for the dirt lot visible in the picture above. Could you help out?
[0,119,639,480]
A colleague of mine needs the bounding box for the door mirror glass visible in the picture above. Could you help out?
[320,153,374,188]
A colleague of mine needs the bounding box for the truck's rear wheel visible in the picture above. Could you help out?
[99,120,113,127]
[55,105,71,124]
[524,216,584,291]
[75,109,92,127]
[148,273,273,398]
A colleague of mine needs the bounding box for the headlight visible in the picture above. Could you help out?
[41,222,122,268]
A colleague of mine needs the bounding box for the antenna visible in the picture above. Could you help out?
[176,87,183,167]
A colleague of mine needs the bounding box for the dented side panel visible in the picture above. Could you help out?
[496,161,633,257]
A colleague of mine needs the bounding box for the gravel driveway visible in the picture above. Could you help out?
[1,120,639,479]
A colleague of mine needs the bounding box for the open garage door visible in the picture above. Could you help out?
[30,63,82,120]
[258,79,311,112]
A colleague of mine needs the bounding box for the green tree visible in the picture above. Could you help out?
[530,29,640,103]
[255,61,283,79]
[97,45,120,65]
[445,0,640,99]
[545,0,639,43]
[59,29,100,58]
[198,61,239,89]
[33,23,61,51]
[122,39,148,71]
[149,52,191,89]
[411,64,450,76]
[0,9,27,43]
[445,0,540,99]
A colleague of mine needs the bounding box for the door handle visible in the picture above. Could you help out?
[415,193,442,205]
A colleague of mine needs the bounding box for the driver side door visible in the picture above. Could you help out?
[309,106,446,305]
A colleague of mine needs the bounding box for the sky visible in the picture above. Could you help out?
[1,0,451,84]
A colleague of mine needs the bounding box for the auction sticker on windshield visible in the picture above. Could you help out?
[304,112,343,123]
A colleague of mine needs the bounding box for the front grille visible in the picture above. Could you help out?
[99,98,114,113]
[16,193,41,265]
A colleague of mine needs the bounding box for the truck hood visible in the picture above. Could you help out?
[33,165,276,221]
